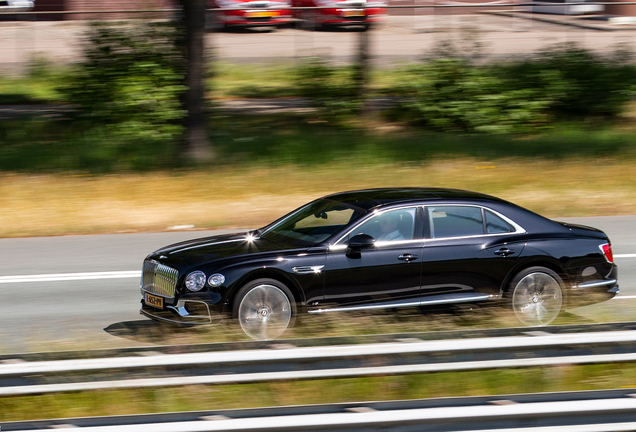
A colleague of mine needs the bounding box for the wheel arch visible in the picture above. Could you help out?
[224,269,305,314]
[501,259,570,298]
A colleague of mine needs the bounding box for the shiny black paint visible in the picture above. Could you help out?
[140,188,618,324]
[324,241,423,305]
[420,235,528,297]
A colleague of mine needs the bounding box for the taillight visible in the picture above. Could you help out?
[600,243,614,263]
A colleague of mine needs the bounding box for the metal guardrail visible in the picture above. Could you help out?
[4,388,636,431]
[2,325,636,397]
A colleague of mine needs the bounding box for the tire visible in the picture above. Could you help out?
[510,266,564,326]
[233,278,296,340]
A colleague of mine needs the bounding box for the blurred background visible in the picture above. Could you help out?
[2,0,636,235]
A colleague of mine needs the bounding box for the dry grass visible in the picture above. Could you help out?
[1,157,635,238]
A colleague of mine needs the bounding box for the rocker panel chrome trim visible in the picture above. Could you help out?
[308,293,498,314]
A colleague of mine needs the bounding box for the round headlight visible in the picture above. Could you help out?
[185,271,206,292]
[208,273,225,287]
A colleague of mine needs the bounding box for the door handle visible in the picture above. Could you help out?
[494,248,515,257]
[398,254,418,262]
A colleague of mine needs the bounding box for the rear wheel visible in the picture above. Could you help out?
[233,278,296,340]
[510,267,564,326]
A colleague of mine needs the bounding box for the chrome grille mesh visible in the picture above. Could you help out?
[142,260,179,299]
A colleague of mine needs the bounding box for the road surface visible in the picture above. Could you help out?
[0,216,634,354]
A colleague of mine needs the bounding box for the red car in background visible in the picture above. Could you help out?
[207,0,292,29]
[292,0,386,29]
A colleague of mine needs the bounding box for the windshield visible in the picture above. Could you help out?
[259,198,366,246]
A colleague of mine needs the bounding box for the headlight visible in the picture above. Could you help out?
[185,271,206,292]
[208,273,226,287]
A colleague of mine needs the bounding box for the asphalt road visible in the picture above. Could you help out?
[0,216,634,354]
[2,14,636,73]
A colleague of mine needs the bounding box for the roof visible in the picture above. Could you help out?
[323,188,507,212]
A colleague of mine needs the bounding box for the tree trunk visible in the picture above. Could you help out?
[356,24,370,116]
[180,0,212,161]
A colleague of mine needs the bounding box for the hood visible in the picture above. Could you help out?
[147,232,308,268]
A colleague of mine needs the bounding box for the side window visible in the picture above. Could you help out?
[485,210,514,234]
[348,208,417,242]
[429,206,483,239]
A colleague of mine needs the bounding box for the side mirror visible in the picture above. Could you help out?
[347,234,376,249]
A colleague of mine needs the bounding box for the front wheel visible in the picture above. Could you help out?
[510,267,564,326]
[233,278,296,340]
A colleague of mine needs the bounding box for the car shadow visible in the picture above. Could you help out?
[103,320,196,344]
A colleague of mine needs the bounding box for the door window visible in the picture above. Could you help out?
[346,208,417,242]
[429,206,483,239]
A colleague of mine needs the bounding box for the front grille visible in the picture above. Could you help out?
[142,260,179,299]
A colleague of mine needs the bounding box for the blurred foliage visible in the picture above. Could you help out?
[392,58,555,134]
[3,112,636,173]
[3,39,636,170]
[0,55,66,104]
[391,42,636,133]
[295,57,362,120]
[58,21,186,170]
[504,42,636,118]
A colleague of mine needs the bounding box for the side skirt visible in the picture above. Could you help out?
[308,292,501,314]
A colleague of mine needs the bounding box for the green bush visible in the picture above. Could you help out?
[295,57,362,120]
[59,22,185,170]
[505,42,636,118]
[393,43,636,133]
[394,58,554,134]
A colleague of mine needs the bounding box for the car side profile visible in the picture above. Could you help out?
[140,188,618,339]
[206,0,292,29]
[291,0,386,29]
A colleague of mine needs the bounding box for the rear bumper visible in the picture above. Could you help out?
[568,265,619,306]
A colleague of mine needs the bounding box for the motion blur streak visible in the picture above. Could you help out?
[0,271,141,284]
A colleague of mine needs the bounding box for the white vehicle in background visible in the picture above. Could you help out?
[0,0,34,11]
[528,0,603,15]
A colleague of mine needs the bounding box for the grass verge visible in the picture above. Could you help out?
[2,363,635,422]
[1,156,636,238]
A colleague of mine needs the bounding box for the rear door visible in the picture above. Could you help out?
[419,205,527,298]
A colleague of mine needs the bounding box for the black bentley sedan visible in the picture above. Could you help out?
[140,188,618,339]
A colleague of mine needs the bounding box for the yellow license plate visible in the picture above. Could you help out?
[246,11,277,18]
[343,10,364,17]
[145,293,164,309]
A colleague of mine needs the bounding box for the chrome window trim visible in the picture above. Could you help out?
[329,238,423,251]
[331,205,421,247]
[330,204,525,249]
[426,204,526,241]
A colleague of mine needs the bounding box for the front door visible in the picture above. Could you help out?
[323,207,423,306]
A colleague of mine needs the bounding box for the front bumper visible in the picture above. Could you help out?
[140,291,224,326]
[317,8,385,25]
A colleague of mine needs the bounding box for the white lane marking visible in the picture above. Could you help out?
[615,254,636,258]
[0,271,141,284]
[615,296,636,300]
